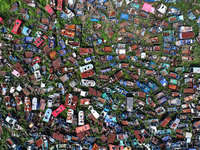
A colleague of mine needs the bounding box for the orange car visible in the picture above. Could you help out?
[76,124,90,134]
[61,29,75,38]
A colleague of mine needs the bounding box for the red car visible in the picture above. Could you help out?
[0,17,3,24]
[57,0,63,10]
[64,94,78,110]
[81,70,94,78]
[179,32,194,39]
[44,4,56,18]
[11,19,22,35]
[32,56,41,66]
[24,97,32,112]
[52,104,66,117]
[35,37,45,48]
[79,48,93,55]
[134,130,146,143]
[76,124,90,134]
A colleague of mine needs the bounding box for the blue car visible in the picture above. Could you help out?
[90,15,100,22]
[163,43,177,50]
[59,38,66,49]
[120,13,129,20]
[27,44,40,53]
[127,56,138,62]
[0,27,7,33]
[148,61,156,70]
[157,76,168,86]
[188,11,196,20]
[165,0,180,3]
[162,136,172,142]
[23,58,32,64]
[106,55,114,61]
[23,37,33,43]
[48,36,56,49]
[114,85,129,96]
[175,39,194,46]
[96,4,107,10]
[158,97,168,105]
[136,81,151,93]
[60,12,69,20]
[9,55,18,62]
[147,81,158,92]
[163,36,176,43]
[98,0,107,3]
[58,50,67,56]
[43,108,52,122]
[22,27,31,36]
[88,0,95,3]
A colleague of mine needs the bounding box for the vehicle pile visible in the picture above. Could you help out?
[1,0,200,149]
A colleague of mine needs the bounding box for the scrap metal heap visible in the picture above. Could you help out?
[1,0,200,149]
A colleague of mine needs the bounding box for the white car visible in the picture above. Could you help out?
[6,116,17,129]
[80,91,88,97]
[116,49,126,55]
[6,116,17,125]
[157,4,167,14]
[81,79,96,87]
[66,109,74,124]
[10,86,15,94]
[47,95,54,108]
[179,26,193,32]
[32,97,37,110]
[34,70,42,81]
[79,64,93,73]
[78,111,84,126]
[88,105,99,119]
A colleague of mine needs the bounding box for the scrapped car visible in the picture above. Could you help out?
[43,108,52,122]
[156,4,167,14]
[140,11,149,19]
[32,97,38,110]
[66,109,74,124]
[22,26,31,36]
[81,79,96,87]
[79,64,94,73]
[61,29,75,38]
[60,9,75,19]
[48,36,56,48]
[167,7,181,16]
[179,26,193,32]
[11,19,22,35]
[168,15,184,23]
[156,76,168,86]
[58,38,67,49]
[165,0,180,2]
[52,104,66,117]
[38,24,48,32]
[115,85,129,96]
[179,32,194,39]
[34,37,45,48]
[24,97,31,112]
[78,111,84,126]
[175,39,194,46]
[44,4,56,18]
[79,48,93,55]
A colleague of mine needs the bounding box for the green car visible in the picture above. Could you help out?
[169,79,178,85]
[175,67,186,73]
